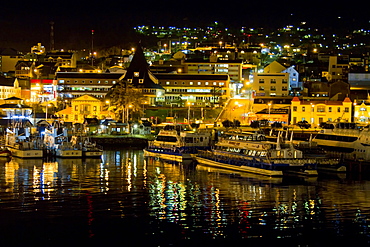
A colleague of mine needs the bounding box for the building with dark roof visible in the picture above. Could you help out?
[56,72,125,100]
[109,43,165,106]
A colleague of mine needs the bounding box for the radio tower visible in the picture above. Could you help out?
[50,21,55,51]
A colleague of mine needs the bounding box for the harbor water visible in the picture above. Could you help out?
[1,148,370,246]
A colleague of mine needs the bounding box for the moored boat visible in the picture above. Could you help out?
[44,125,83,158]
[195,130,318,177]
[144,123,212,162]
[5,126,44,158]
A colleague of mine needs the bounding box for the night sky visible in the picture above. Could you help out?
[0,1,369,52]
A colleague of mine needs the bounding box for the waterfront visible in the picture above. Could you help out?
[1,149,370,246]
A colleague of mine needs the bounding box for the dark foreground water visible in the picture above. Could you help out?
[1,149,370,247]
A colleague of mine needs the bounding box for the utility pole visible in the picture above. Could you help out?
[49,21,55,51]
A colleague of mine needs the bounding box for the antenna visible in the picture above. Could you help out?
[49,21,55,51]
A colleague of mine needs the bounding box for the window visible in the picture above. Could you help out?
[139,79,144,83]
[302,106,305,112]
[190,82,193,85]
[337,107,341,112]
[259,79,264,83]
[259,86,264,91]
[270,86,276,91]
[317,106,325,112]
[344,107,349,112]
[293,106,297,111]
[270,79,276,83]
[166,81,170,85]
[328,107,332,112]
[134,72,140,77]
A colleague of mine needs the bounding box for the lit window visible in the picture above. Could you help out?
[134,72,140,77]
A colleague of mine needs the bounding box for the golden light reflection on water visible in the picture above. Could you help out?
[2,150,370,243]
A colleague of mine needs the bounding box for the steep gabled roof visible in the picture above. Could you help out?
[123,43,164,90]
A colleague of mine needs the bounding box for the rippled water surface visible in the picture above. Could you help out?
[1,149,370,246]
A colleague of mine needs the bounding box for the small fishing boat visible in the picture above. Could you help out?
[5,126,44,159]
[195,130,318,177]
[44,125,83,158]
[144,123,212,162]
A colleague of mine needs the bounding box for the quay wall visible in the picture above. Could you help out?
[90,135,150,148]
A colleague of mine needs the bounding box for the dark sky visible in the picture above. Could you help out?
[0,1,369,52]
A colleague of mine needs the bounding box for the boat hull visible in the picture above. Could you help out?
[83,150,103,158]
[195,156,283,177]
[143,149,192,162]
[8,147,43,158]
[56,150,83,158]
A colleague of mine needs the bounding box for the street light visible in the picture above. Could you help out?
[45,104,51,121]
[187,101,191,123]
[311,103,315,125]
[268,102,272,121]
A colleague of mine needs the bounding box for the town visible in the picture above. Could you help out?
[0,20,369,137]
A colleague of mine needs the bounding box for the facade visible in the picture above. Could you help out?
[56,72,124,100]
[290,96,353,126]
[0,76,22,101]
[252,73,290,97]
[251,61,293,98]
[0,96,32,119]
[185,59,243,82]
[56,95,112,124]
[155,73,230,107]
[43,51,77,68]
[322,56,350,82]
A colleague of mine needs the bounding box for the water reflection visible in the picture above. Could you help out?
[0,149,369,246]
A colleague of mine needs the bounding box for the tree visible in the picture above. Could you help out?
[106,81,146,122]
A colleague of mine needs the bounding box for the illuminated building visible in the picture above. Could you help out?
[56,95,111,124]
[155,73,230,107]
[290,96,352,126]
[56,72,124,101]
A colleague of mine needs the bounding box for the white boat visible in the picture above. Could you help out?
[44,126,83,158]
[144,123,212,162]
[5,126,44,158]
[313,122,370,162]
[195,130,318,177]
